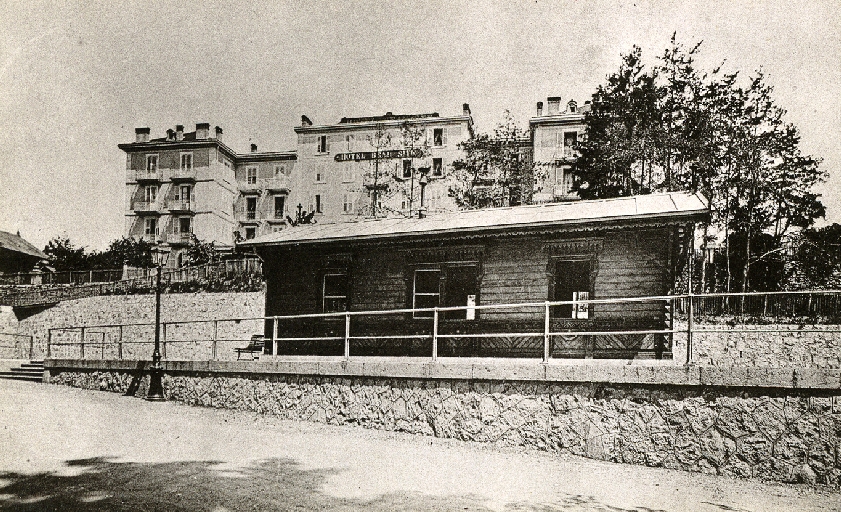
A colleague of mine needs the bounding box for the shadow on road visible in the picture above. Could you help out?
[0,456,668,512]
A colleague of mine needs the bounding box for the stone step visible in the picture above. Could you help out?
[0,372,42,382]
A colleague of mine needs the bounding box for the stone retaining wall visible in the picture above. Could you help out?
[673,322,841,369]
[17,292,264,360]
[47,361,841,488]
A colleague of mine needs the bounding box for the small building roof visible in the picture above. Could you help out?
[242,192,708,249]
[0,231,48,260]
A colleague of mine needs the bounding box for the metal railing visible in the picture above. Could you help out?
[0,269,124,286]
[42,290,841,367]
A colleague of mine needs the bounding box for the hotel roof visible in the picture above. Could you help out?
[242,192,708,249]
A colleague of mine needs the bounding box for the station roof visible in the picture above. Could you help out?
[242,192,708,249]
[0,231,48,260]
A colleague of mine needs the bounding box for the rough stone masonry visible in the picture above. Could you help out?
[48,367,841,488]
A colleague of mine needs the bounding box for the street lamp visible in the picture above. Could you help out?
[146,243,170,401]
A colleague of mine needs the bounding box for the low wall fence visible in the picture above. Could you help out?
[44,291,841,367]
[0,332,35,359]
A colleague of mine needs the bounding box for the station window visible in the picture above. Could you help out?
[411,265,479,320]
[432,158,443,176]
[322,272,349,313]
[552,259,590,319]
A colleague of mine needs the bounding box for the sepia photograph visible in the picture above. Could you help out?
[0,1,840,510]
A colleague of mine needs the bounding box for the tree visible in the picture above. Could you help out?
[791,224,841,288]
[397,121,431,216]
[95,237,154,269]
[575,38,826,291]
[184,235,220,266]
[363,124,392,217]
[450,111,538,208]
[43,237,88,271]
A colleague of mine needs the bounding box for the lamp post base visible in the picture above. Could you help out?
[146,365,165,402]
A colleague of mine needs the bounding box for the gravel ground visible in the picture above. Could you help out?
[0,379,838,511]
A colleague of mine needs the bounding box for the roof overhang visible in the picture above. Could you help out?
[242,192,709,251]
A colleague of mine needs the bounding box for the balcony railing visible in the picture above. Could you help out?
[133,201,162,213]
[135,170,161,181]
[263,177,289,192]
[238,180,261,193]
[170,168,197,181]
[168,231,193,244]
[167,199,195,212]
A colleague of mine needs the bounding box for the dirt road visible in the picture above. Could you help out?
[0,380,837,511]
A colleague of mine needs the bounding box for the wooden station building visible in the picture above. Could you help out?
[243,192,708,359]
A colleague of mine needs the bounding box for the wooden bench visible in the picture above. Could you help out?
[235,335,265,360]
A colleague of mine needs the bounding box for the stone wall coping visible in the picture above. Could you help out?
[44,358,841,390]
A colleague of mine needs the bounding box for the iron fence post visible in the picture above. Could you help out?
[161,322,167,359]
[543,301,550,363]
[118,325,123,360]
[47,329,52,358]
[272,317,278,357]
[432,308,438,361]
[344,313,350,360]
[28,335,34,360]
[212,320,218,360]
[80,327,85,359]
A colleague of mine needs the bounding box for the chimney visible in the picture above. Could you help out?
[547,97,561,116]
[301,115,312,127]
[166,129,175,141]
[567,100,577,113]
[175,125,184,141]
[214,126,223,141]
[195,123,210,139]
[135,127,150,143]
[251,143,258,153]
[462,103,471,116]
[536,102,544,117]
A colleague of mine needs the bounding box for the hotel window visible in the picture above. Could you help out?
[563,132,578,158]
[245,227,256,240]
[322,272,349,313]
[412,269,441,318]
[433,128,447,147]
[402,159,412,179]
[274,196,286,219]
[144,218,158,237]
[342,194,354,214]
[315,194,322,213]
[180,152,193,171]
[144,185,158,204]
[345,134,354,151]
[551,259,591,319]
[274,165,284,177]
[178,217,192,235]
[341,167,354,183]
[315,170,326,183]
[146,155,158,172]
[432,158,443,176]
[317,135,329,154]
[246,167,258,185]
[245,196,257,220]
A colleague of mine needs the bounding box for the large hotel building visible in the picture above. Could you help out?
[119,98,586,266]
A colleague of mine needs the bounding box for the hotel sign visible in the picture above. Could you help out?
[334,148,425,162]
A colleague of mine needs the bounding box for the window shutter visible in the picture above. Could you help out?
[442,128,448,146]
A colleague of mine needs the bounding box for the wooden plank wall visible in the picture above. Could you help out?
[261,225,673,323]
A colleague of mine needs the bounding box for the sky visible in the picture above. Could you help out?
[0,0,838,251]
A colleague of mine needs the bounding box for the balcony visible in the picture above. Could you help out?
[263,177,289,193]
[170,167,197,181]
[135,170,161,182]
[140,233,162,243]
[133,201,163,214]
[238,180,261,194]
[167,199,195,213]
[168,232,193,245]
[235,207,261,222]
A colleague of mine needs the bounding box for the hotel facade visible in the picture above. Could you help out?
[119,98,583,266]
